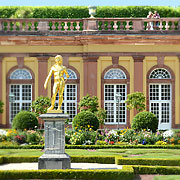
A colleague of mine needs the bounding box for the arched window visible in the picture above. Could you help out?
[103,67,129,126]
[104,69,126,79]
[149,68,171,79]
[10,69,32,79]
[55,68,78,122]
[64,69,77,79]
[9,69,33,123]
[148,68,172,130]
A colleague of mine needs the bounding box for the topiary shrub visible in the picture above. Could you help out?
[72,111,99,131]
[12,111,38,131]
[131,111,158,132]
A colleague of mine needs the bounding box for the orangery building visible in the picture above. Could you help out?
[0,17,180,130]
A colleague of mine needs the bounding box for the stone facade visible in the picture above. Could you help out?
[0,18,180,129]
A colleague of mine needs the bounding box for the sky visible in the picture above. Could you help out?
[0,0,179,7]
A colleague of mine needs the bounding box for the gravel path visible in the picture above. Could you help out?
[0,162,122,170]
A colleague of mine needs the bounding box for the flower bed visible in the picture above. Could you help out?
[0,128,179,146]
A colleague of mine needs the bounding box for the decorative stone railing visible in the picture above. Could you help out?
[0,18,179,33]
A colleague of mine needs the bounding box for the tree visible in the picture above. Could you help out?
[125,92,146,113]
[77,94,107,127]
[96,108,107,127]
[78,94,99,113]
[30,96,51,128]
[0,100,4,114]
[30,96,51,117]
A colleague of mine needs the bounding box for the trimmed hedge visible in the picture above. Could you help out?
[0,166,134,180]
[0,156,115,164]
[0,6,180,18]
[66,145,180,149]
[132,165,180,175]
[2,156,180,167]
[116,158,180,166]
[71,156,116,164]
[1,144,180,149]
[2,156,39,164]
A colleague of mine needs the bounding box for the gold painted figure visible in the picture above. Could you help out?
[44,55,69,112]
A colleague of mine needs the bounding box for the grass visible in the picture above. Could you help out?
[154,175,180,180]
[0,149,180,159]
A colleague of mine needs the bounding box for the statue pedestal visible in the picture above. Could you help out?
[38,113,70,169]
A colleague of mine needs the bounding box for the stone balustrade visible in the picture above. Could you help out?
[0,18,179,34]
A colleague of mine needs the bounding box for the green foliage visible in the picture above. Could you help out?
[72,111,99,131]
[125,92,146,113]
[96,108,107,125]
[133,165,180,175]
[0,100,4,114]
[78,94,99,113]
[0,6,180,18]
[70,130,97,145]
[0,169,134,180]
[26,130,43,145]
[71,155,115,164]
[12,111,38,131]
[0,6,18,18]
[131,111,158,132]
[30,96,51,117]
[32,6,89,18]
[96,140,108,145]
[116,158,180,166]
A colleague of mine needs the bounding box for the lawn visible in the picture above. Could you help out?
[0,149,180,159]
[154,175,180,180]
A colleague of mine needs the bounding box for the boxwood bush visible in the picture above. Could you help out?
[131,111,158,132]
[72,111,99,131]
[12,111,38,131]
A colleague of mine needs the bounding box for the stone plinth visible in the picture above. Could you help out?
[38,113,70,169]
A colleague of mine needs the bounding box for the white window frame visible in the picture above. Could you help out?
[149,83,172,130]
[104,84,127,124]
[9,84,32,124]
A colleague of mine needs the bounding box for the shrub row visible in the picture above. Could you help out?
[71,156,115,164]
[2,156,180,167]
[1,144,180,149]
[132,165,180,175]
[0,166,134,180]
[1,156,39,164]
[0,156,115,164]
[116,158,180,166]
[66,145,180,149]
[0,6,180,18]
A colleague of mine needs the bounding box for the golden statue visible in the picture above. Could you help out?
[44,55,69,113]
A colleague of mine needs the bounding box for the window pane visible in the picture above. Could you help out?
[149,84,159,100]
[10,102,20,123]
[22,85,32,101]
[116,103,126,123]
[150,103,159,119]
[161,85,171,100]
[161,103,170,123]
[116,85,126,101]
[104,85,114,101]
[104,103,114,123]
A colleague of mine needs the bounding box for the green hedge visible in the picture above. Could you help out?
[0,166,134,180]
[0,144,180,149]
[0,156,115,164]
[0,6,180,18]
[2,156,39,164]
[116,158,180,166]
[66,145,180,149]
[71,156,115,164]
[132,165,180,175]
